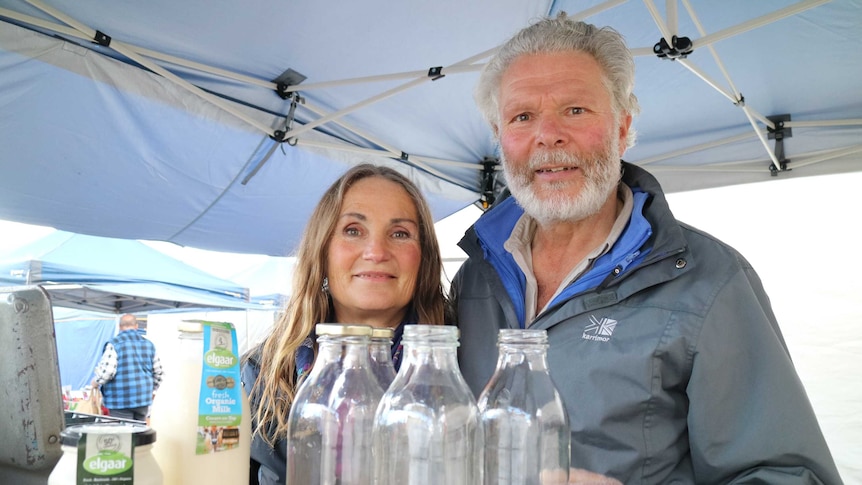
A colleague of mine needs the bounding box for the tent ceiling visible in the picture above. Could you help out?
[0,0,860,256]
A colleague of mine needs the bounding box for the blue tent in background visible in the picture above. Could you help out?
[0,231,264,392]
[52,308,117,390]
[0,231,258,313]
[230,256,295,308]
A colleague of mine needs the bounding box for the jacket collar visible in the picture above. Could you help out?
[457,161,689,326]
[461,161,687,264]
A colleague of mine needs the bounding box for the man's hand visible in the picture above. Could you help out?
[569,468,623,485]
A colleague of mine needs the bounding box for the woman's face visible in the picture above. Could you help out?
[326,176,422,328]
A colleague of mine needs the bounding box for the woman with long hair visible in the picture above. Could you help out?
[241,163,448,484]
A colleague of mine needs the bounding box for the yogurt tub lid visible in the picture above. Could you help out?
[60,423,156,446]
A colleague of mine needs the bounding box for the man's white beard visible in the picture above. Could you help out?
[501,133,622,225]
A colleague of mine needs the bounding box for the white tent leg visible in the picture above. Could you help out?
[694,0,832,49]
[641,0,836,172]
[638,118,861,167]
[638,131,761,166]
[786,144,862,170]
[788,119,862,129]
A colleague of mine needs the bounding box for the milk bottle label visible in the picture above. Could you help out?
[196,321,243,455]
[76,430,134,484]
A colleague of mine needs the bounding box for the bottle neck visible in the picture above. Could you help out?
[497,343,549,371]
[400,340,459,369]
[368,338,393,361]
[316,335,371,368]
[401,348,459,372]
[399,325,461,369]
[496,329,550,371]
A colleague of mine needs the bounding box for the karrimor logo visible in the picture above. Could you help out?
[582,315,618,342]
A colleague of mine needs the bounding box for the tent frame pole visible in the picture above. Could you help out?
[2,0,848,183]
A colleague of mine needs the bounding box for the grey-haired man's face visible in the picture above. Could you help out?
[495,52,629,224]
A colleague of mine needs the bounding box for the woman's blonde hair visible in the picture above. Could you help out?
[246,163,447,444]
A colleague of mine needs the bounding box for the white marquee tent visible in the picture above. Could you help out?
[0,0,859,257]
[0,1,859,482]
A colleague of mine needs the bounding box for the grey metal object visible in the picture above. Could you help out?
[0,285,64,482]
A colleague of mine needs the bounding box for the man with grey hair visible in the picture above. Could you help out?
[93,313,163,421]
[451,14,841,484]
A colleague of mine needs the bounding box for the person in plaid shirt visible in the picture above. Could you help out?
[92,314,164,421]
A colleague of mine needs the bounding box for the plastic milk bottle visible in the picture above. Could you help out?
[149,321,251,484]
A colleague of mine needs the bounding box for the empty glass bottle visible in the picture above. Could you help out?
[286,323,384,485]
[478,329,570,485]
[373,324,483,485]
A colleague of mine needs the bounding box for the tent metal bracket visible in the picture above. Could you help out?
[271,68,306,143]
[653,35,694,60]
[428,66,445,81]
[274,68,307,100]
[767,114,792,175]
[93,29,110,47]
[271,93,303,145]
[248,94,303,185]
[480,157,499,209]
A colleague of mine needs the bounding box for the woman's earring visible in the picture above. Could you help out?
[321,277,329,294]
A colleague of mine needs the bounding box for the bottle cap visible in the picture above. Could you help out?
[316,323,373,337]
[370,327,395,339]
[177,320,204,333]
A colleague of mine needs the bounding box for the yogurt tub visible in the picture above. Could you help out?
[48,422,162,485]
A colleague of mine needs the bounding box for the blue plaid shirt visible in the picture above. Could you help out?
[95,329,163,409]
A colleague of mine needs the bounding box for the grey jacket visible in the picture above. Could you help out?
[451,162,842,484]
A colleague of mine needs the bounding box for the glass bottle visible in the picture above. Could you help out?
[287,323,383,485]
[478,329,570,485]
[149,321,251,485]
[373,324,483,485]
[368,326,397,392]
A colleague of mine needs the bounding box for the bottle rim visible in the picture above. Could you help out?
[498,328,548,344]
[316,323,373,337]
[402,324,459,341]
[60,423,156,447]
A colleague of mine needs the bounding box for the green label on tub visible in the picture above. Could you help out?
[77,431,134,483]
[196,321,243,455]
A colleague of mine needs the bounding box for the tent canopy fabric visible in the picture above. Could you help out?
[52,308,117,390]
[0,231,257,313]
[0,0,860,256]
[229,256,295,308]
